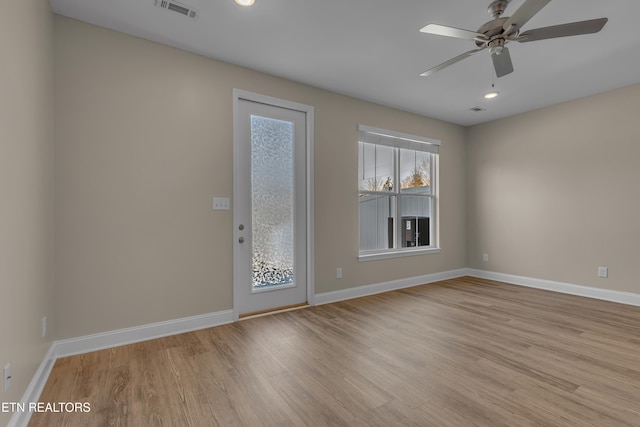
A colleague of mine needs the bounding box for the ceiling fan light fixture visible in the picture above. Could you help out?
[484,90,500,99]
[483,81,499,99]
[234,0,255,6]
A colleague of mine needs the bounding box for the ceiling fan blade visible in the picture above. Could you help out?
[491,48,514,78]
[420,23,486,41]
[420,48,485,77]
[518,18,608,42]
[503,0,552,33]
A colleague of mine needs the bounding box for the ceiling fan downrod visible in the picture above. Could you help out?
[488,0,510,19]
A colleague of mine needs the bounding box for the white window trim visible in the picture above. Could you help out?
[358,125,441,260]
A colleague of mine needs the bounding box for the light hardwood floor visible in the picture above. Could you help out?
[29,277,640,426]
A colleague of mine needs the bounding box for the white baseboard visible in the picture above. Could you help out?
[8,344,57,427]
[314,267,640,308]
[314,268,469,305]
[54,309,234,358]
[468,269,640,307]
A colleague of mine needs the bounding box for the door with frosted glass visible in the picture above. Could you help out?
[235,98,307,316]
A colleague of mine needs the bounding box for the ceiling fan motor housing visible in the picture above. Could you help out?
[475,18,509,47]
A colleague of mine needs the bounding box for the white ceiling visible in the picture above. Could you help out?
[49,0,640,126]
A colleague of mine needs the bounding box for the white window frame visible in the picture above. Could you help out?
[358,125,441,261]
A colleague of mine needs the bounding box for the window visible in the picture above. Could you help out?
[358,125,440,260]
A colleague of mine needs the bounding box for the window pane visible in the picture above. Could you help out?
[400,149,431,195]
[359,193,395,250]
[359,142,394,191]
[415,151,432,195]
[400,148,417,194]
[400,196,430,247]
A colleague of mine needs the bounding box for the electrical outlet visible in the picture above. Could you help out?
[212,197,230,211]
[42,316,47,338]
[4,363,11,392]
[336,267,343,279]
[482,253,489,262]
[598,266,608,278]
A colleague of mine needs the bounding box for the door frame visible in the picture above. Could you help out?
[232,89,315,321]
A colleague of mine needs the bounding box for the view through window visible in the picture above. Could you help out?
[358,125,440,258]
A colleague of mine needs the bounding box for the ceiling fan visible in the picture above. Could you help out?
[419,0,607,78]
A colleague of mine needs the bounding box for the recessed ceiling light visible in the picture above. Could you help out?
[235,0,255,6]
[483,91,499,99]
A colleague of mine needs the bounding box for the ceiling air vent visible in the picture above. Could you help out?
[155,0,198,19]
[469,107,486,112]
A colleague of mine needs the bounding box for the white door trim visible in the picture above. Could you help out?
[232,89,315,321]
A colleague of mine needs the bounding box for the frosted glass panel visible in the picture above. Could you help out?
[251,115,294,289]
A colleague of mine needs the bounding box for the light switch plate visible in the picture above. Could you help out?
[213,197,230,211]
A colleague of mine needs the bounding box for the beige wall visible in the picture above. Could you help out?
[54,16,467,339]
[467,83,640,293]
[0,0,54,423]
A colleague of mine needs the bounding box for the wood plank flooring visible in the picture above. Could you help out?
[29,277,640,426]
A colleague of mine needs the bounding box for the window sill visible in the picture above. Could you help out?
[358,247,441,262]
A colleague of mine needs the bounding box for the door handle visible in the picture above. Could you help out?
[239,237,245,244]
